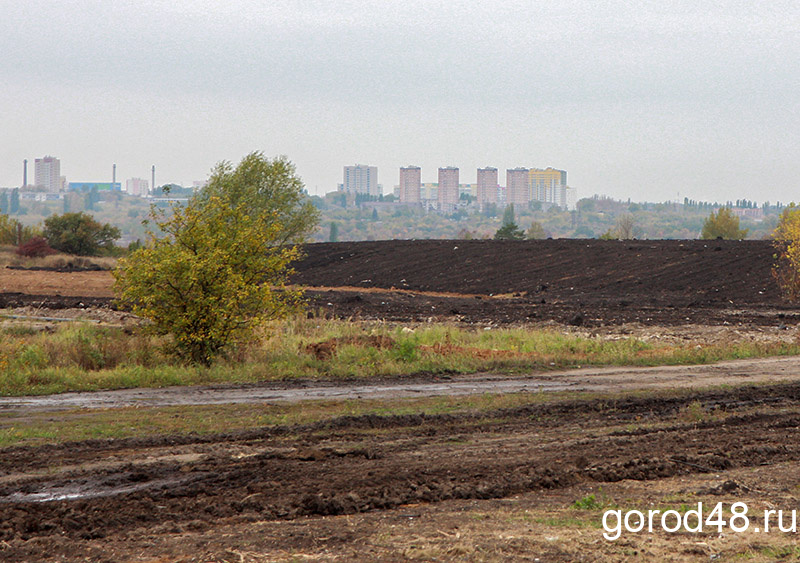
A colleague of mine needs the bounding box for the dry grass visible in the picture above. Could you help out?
[0,246,117,269]
[2,314,800,396]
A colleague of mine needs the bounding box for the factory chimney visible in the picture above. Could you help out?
[23,159,27,188]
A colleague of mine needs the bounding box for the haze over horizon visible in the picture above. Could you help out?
[2,1,798,204]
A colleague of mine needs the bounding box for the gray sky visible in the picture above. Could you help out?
[2,0,799,203]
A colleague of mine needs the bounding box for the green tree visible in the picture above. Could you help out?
[84,186,100,211]
[0,214,40,245]
[0,214,18,245]
[199,152,319,246]
[63,192,84,214]
[495,204,525,240]
[701,207,748,239]
[329,221,339,242]
[526,221,547,240]
[43,212,120,255]
[501,204,516,226]
[494,223,525,240]
[113,153,317,365]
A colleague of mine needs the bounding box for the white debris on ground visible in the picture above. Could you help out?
[0,306,142,329]
[563,321,800,346]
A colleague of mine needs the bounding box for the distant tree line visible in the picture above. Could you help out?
[682,197,787,212]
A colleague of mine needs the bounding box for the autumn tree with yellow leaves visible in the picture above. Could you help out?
[113,153,318,365]
[700,207,748,240]
[773,204,800,301]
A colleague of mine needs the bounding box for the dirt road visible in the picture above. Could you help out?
[1,356,799,413]
[3,370,800,560]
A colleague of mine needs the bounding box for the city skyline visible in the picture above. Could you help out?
[392,164,575,211]
[9,156,577,196]
[4,154,771,211]
[2,2,799,203]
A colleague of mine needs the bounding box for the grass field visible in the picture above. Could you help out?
[2,314,800,396]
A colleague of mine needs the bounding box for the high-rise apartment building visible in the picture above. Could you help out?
[506,168,530,209]
[476,167,498,208]
[421,183,438,200]
[564,186,577,211]
[437,167,459,212]
[126,177,150,197]
[343,164,379,196]
[529,168,567,203]
[34,156,62,191]
[399,166,421,203]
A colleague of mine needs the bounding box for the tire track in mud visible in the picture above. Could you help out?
[2,376,799,471]
[2,382,800,543]
[3,355,800,414]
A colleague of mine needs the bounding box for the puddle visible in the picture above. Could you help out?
[0,475,194,504]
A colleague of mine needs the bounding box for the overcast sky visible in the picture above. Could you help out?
[2,0,799,203]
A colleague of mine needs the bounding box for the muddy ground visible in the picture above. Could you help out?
[3,239,800,561]
[3,381,800,560]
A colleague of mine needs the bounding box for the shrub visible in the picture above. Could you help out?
[43,212,120,256]
[571,493,603,510]
[16,236,57,258]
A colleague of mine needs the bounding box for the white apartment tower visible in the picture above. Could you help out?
[126,177,150,197]
[506,168,530,209]
[564,186,578,211]
[399,166,421,203]
[343,164,379,196]
[34,156,61,191]
[476,167,498,208]
[437,167,459,212]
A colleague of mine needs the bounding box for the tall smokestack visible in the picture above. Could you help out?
[23,159,27,188]
[112,163,116,189]
[151,165,155,195]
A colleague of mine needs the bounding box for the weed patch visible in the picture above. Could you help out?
[2,316,800,395]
